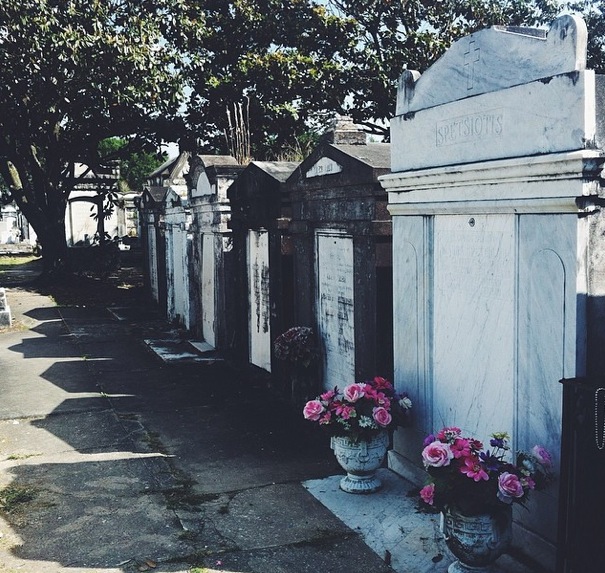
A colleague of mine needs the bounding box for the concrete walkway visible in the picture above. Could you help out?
[0,282,542,573]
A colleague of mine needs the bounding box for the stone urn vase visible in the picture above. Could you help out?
[330,430,389,494]
[441,504,513,572]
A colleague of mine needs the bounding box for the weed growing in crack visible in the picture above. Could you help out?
[0,484,37,513]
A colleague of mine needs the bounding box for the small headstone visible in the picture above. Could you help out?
[0,288,12,327]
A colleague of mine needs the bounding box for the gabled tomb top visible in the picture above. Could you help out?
[397,15,587,115]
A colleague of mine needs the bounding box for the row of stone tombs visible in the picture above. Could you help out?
[138,16,605,571]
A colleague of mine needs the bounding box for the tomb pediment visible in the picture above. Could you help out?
[305,156,343,179]
[397,14,587,115]
[388,14,595,173]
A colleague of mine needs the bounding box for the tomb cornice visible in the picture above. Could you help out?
[383,150,604,215]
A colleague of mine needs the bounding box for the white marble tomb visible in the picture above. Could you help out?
[381,15,605,570]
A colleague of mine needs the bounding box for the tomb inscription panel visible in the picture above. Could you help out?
[433,214,515,437]
[316,231,355,390]
[248,230,272,372]
[392,72,594,172]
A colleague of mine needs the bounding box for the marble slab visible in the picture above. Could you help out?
[0,287,12,326]
[316,231,355,389]
[304,469,537,573]
[397,15,587,115]
[432,214,515,438]
[391,71,596,172]
[248,229,272,372]
[143,339,222,364]
[201,233,216,348]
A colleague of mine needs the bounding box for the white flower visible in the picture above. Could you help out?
[399,397,412,410]
[358,416,378,429]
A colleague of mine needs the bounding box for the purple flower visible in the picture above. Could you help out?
[480,451,501,472]
[531,445,552,467]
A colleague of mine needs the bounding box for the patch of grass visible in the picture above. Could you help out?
[0,255,39,270]
[0,484,38,513]
[6,453,41,461]
[163,487,214,510]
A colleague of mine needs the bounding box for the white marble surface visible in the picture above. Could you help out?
[433,214,515,438]
[248,229,272,372]
[516,215,578,494]
[391,71,595,172]
[305,156,343,178]
[164,195,190,330]
[304,469,538,573]
[392,217,432,431]
[316,230,355,390]
[383,14,598,572]
[397,15,587,115]
[201,232,216,348]
[383,151,605,216]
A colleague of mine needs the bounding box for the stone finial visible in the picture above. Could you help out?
[396,70,421,116]
[324,116,367,145]
[0,288,12,327]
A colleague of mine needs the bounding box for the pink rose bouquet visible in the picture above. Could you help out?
[303,376,412,442]
[419,427,553,515]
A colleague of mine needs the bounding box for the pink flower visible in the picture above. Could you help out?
[450,438,471,459]
[469,438,484,452]
[422,441,454,468]
[303,400,324,421]
[335,403,356,420]
[460,456,489,482]
[319,411,332,425]
[373,406,392,427]
[437,427,461,442]
[420,483,435,505]
[320,389,336,402]
[365,387,391,409]
[531,445,552,467]
[498,472,525,500]
[343,383,366,403]
[372,376,393,390]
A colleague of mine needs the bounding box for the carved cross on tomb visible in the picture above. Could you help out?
[463,40,481,91]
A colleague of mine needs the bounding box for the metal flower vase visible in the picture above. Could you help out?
[441,504,513,572]
[330,430,389,494]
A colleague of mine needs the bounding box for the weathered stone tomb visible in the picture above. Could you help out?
[381,15,605,569]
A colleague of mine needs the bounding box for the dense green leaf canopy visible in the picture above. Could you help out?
[0,0,196,269]
[1,0,604,271]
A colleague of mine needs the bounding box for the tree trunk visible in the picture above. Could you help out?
[37,221,69,276]
[15,187,69,278]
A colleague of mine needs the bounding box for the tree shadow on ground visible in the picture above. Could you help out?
[1,251,148,309]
